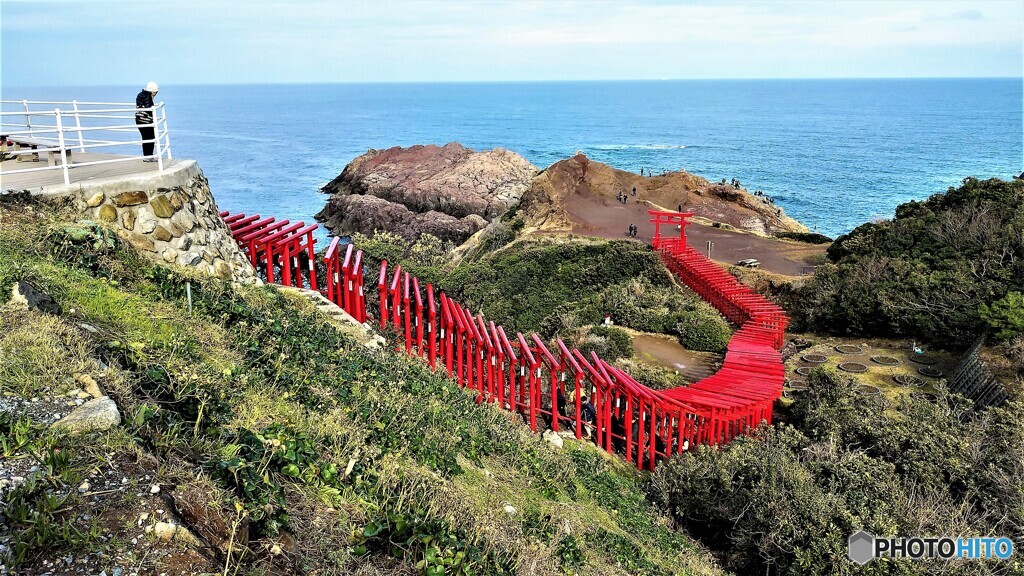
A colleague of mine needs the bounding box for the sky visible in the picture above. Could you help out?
[2,0,1022,87]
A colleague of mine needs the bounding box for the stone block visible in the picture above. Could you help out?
[214,260,232,279]
[172,209,197,232]
[52,396,120,434]
[86,191,105,207]
[98,204,117,222]
[112,191,149,207]
[169,191,183,210]
[138,207,158,234]
[180,252,203,266]
[150,194,175,218]
[128,233,155,252]
[162,248,178,263]
[153,225,173,242]
[121,209,136,231]
[166,222,184,237]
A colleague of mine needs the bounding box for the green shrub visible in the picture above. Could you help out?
[674,311,731,352]
[774,231,833,244]
[980,291,1024,341]
[577,325,633,361]
[542,277,731,354]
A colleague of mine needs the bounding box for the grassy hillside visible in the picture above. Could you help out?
[0,198,723,575]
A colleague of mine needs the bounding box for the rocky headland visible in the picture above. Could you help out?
[521,153,806,236]
[316,143,536,244]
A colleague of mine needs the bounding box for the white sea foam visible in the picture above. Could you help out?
[589,144,688,151]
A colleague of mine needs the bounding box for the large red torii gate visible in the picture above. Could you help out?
[649,209,694,249]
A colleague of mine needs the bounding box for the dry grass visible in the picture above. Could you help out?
[0,305,96,398]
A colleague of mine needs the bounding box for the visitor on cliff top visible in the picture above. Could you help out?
[136,82,159,162]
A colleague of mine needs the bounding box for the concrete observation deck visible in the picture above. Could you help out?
[1,151,181,196]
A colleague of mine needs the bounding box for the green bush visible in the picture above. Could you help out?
[674,311,731,352]
[577,325,633,361]
[980,291,1024,341]
[542,277,731,354]
[774,231,833,244]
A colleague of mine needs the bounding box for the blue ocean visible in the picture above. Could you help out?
[9,79,1022,236]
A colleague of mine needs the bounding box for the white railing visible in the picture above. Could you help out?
[0,99,173,186]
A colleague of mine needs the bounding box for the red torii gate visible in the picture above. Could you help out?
[649,209,694,249]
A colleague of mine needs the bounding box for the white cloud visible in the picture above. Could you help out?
[2,0,1021,85]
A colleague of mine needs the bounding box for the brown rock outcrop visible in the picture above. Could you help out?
[316,143,535,243]
[520,154,806,236]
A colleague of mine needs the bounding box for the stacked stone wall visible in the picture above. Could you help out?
[62,161,256,283]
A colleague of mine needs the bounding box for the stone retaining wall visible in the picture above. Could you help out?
[63,161,257,283]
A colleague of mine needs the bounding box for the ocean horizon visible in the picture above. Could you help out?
[6,78,1021,237]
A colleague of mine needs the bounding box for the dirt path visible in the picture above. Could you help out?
[547,195,827,277]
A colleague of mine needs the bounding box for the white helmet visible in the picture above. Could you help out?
[145,81,159,93]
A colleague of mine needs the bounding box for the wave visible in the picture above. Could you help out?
[589,144,688,151]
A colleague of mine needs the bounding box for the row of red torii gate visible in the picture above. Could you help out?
[219,209,788,471]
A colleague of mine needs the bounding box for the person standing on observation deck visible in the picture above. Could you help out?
[135,82,159,162]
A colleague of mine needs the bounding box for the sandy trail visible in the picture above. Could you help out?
[552,195,826,277]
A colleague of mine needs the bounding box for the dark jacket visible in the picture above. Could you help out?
[136,90,154,124]
[580,401,597,423]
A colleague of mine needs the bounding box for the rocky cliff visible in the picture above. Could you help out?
[521,154,806,236]
[316,143,536,243]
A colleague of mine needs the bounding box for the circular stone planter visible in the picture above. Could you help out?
[871,356,901,366]
[856,385,881,396]
[918,366,944,378]
[893,374,924,387]
[908,355,938,365]
[802,354,828,364]
[795,367,812,376]
[838,362,868,373]
[787,380,808,390]
[912,392,938,402]
[835,344,863,354]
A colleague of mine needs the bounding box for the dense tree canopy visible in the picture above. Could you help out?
[796,177,1024,347]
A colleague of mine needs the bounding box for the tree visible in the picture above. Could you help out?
[979,291,1024,341]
